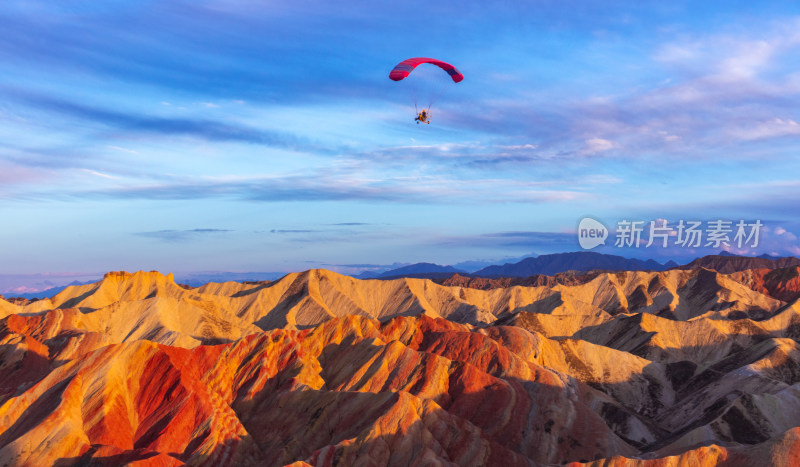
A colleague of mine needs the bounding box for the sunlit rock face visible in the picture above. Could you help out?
[1,268,800,465]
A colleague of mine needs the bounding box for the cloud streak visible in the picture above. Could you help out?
[7,89,317,150]
[134,228,233,242]
[21,169,590,205]
[435,231,578,251]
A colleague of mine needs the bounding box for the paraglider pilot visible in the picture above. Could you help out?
[389,58,462,126]
[415,109,431,124]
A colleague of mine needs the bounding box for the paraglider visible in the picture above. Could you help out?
[389,58,464,83]
[415,109,431,124]
[389,57,462,124]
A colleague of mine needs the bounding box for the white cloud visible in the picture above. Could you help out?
[717,39,774,79]
[584,138,615,153]
[108,145,139,154]
[735,118,800,141]
[80,169,118,180]
[653,43,698,65]
[773,227,797,241]
[581,174,623,184]
[655,18,800,82]
[558,17,800,155]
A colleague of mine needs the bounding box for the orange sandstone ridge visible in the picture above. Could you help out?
[0,269,799,465]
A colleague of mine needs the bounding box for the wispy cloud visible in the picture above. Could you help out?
[733,118,800,141]
[25,169,590,205]
[134,228,233,242]
[108,145,139,154]
[437,16,800,164]
[270,229,320,234]
[435,231,577,251]
[327,222,372,226]
[80,169,118,179]
[356,141,549,166]
[0,162,55,185]
[4,88,320,150]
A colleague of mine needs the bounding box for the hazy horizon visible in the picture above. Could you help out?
[1,247,792,296]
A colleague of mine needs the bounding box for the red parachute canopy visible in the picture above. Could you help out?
[389,57,464,83]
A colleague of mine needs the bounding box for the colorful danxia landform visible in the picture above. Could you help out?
[2,268,800,465]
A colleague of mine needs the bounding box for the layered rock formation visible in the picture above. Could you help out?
[1,268,800,465]
[675,254,800,274]
[732,267,800,304]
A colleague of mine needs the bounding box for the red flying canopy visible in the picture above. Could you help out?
[389,57,464,83]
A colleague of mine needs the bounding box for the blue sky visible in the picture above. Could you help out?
[1,1,800,292]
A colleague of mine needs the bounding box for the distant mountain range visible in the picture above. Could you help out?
[359,262,466,279]
[367,252,675,279]
[6,279,96,300]
[7,252,800,300]
[365,251,800,280]
[473,251,676,277]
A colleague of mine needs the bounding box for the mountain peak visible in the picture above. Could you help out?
[678,254,800,274]
[102,270,176,283]
[473,251,668,277]
[377,262,465,278]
